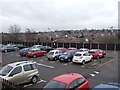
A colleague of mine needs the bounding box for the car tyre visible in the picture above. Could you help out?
[5,50,7,53]
[68,59,71,62]
[31,76,38,84]
[33,55,37,58]
[54,57,57,61]
[82,60,85,65]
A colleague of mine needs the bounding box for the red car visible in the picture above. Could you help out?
[89,49,106,59]
[43,73,89,90]
[56,48,68,53]
[27,49,46,58]
[68,47,77,50]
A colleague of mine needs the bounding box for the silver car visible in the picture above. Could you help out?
[0,61,39,85]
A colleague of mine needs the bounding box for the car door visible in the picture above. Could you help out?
[67,79,78,90]
[83,53,89,61]
[22,64,38,83]
[76,78,89,89]
[8,66,23,84]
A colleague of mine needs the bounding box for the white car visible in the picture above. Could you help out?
[77,48,89,53]
[72,52,93,65]
[47,50,63,61]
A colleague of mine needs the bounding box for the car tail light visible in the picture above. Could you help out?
[80,56,83,59]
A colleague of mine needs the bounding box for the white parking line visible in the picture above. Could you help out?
[36,63,55,69]
[94,71,99,74]
[37,79,46,84]
[90,74,95,77]
[24,79,46,87]
[24,84,33,87]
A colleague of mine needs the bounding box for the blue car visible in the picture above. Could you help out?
[19,48,30,56]
[59,50,77,62]
[93,83,120,90]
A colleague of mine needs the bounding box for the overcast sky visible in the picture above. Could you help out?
[0,0,119,32]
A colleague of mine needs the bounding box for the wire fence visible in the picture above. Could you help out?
[2,41,120,50]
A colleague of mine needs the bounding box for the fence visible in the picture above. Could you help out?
[2,41,120,50]
[0,77,24,90]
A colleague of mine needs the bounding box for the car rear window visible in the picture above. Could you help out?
[75,53,81,56]
[43,80,67,89]
[23,64,37,71]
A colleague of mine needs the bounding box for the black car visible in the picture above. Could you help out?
[59,50,77,62]
[41,46,54,52]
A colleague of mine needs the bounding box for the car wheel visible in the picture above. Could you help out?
[54,57,57,61]
[44,52,46,56]
[33,55,37,58]
[31,76,38,84]
[5,50,7,53]
[96,56,100,59]
[82,60,85,65]
[68,59,71,62]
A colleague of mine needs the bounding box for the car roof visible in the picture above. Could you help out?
[56,48,66,49]
[79,48,89,50]
[52,73,84,84]
[49,50,60,52]
[30,48,40,50]
[93,83,120,89]
[8,61,36,67]
[75,52,87,54]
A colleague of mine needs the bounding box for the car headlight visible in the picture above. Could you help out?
[65,56,68,59]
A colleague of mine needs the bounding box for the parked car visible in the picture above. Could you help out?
[89,49,106,59]
[68,47,77,50]
[59,50,77,62]
[31,45,44,50]
[15,44,28,49]
[72,52,93,65]
[47,50,63,61]
[93,83,120,90]
[19,48,30,56]
[56,48,68,53]
[0,45,19,52]
[43,73,89,90]
[77,48,89,53]
[41,46,54,52]
[27,49,46,58]
[0,61,39,84]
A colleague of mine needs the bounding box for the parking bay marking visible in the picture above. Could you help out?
[24,79,46,87]
[36,63,55,69]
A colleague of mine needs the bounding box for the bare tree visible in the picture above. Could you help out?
[9,25,21,41]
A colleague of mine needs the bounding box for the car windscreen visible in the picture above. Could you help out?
[0,65,13,76]
[43,80,67,89]
[89,51,95,53]
[75,53,82,56]
[48,52,54,55]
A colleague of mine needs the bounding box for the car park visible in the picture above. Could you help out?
[43,73,89,89]
[68,47,77,50]
[15,44,28,49]
[59,50,77,62]
[72,52,93,65]
[77,48,89,53]
[56,48,68,53]
[19,48,30,56]
[0,45,19,52]
[89,49,106,59]
[93,83,120,90]
[47,50,63,61]
[31,45,44,50]
[0,61,39,85]
[27,49,46,58]
[41,46,54,52]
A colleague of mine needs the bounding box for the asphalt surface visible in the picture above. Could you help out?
[1,50,119,89]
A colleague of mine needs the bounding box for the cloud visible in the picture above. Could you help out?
[0,0,119,32]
